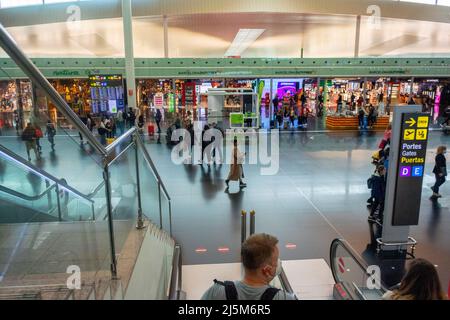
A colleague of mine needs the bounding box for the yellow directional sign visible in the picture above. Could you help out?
[404,129,415,140]
[405,118,416,127]
[417,116,429,128]
[416,129,427,140]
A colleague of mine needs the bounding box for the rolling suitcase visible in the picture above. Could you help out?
[148,124,155,137]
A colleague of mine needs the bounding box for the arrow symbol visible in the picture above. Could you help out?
[405,118,416,127]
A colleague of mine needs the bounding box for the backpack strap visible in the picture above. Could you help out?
[213,279,238,300]
[260,287,280,300]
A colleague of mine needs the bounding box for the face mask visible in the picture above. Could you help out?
[275,258,282,277]
[267,258,282,280]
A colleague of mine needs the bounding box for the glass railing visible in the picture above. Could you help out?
[0,144,100,222]
[330,238,387,300]
[0,24,176,299]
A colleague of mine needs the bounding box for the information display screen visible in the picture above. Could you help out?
[392,113,430,226]
[89,74,124,114]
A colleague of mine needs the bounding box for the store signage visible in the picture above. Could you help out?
[368,70,409,75]
[392,113,430,226]
[154,93,164,109]
[52,70,80,77]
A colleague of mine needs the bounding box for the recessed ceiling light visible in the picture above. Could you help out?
[224,29,265,57]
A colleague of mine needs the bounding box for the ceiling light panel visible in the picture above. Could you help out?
[224,28,265,57]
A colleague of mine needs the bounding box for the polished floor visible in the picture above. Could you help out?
[145,129,450,289]
[1,127,449,290]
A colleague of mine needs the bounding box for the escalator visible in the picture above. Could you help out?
[330,239,388,300]
[0,144,104,223]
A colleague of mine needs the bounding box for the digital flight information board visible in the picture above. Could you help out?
[89,74,124,114]
[392,113,430,226]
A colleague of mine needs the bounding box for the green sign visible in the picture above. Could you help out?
[230,113,244,126]
[52,70,80,77]
[168,93,175,112]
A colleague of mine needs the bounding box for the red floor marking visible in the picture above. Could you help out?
[195,248,208,253]
[217,247,230,253]
[285,243,297,249]
[338,257,345,274]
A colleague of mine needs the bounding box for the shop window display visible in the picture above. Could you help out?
[0,80,33,131]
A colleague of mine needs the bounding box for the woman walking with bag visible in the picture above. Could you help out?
[431,146,447,199]
[225,138,246,189]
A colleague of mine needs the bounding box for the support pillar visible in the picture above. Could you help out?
[122,0,137,114]
[354,15,361,58]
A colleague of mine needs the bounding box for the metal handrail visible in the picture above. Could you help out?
[278,267,294,295]
[168,244,182,300]
[134,133,171,201]
[0,183,56,202]
[0,144,94,205]
[105,127,136,155]
[330,238,369,284]
[0,24,106,156]
[87,180,105,199]
[329,238,388,292]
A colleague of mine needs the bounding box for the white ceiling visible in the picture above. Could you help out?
[2,13,450,58]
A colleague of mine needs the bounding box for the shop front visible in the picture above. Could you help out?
[0,79,33,131]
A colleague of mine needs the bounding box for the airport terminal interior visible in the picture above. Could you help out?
[0,0,449,301]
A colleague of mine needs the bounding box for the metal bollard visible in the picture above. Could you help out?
[249,210,256,236]
[241,210,247,244]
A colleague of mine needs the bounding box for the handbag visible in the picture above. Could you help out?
[35,128,43,138]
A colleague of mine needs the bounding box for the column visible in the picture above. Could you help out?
[354,15,361,58]
[163,15,169,58]
[122,0,137,114]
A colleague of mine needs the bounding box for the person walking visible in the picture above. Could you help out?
[225,138,246,188]
[34,124,43,155]
[368,165,387,223]
[431,146,447,199]
[155,108,162,133]
[98,117,108,145]
[276,109,283,129]
[272,94,279,116]
[358,106,366,129]
[116,109,124,135]
[45,120,56,151]
[289,107,296,128]
[13,110,21,134]
[128,108,136,128]
[21,122,40,161]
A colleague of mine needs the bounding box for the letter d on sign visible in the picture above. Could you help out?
[66,265,81,290]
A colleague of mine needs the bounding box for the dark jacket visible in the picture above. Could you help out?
[371,174,386,200]
[433,154,447,176]
[21,127,36,142]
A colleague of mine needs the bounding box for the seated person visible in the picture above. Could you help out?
[201,233,297,300]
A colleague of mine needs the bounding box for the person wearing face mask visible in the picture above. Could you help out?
[201,233,297,300]
[431,146,447,199]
